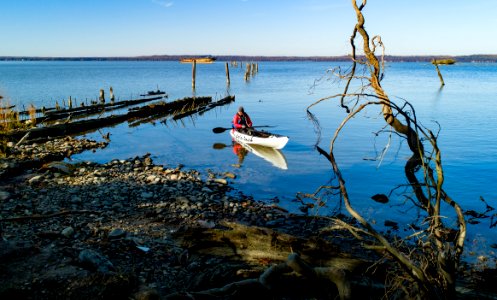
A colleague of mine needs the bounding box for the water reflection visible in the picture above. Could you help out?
[212,142,288,170]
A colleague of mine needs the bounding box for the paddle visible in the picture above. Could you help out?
[212,126,274,134]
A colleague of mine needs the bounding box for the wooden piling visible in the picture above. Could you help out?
[225,62,230,86]
[251,63,257,76]
[192,60,197,90]
[244,63,251,81]
[99,89,105,103]
[434,64,445,86]
[431,58,455,87]
[110,87,115,103]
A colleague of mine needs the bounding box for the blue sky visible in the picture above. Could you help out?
[0,0,495,57]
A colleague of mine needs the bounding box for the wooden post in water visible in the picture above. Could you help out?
[192,60,197,90]
[244,63,251,81]
[99,89,105,104]
[251,63,257,76]
[110,86,115,103]
[433,64,444,86]
[431,58,455,87]
[225,62,230,86]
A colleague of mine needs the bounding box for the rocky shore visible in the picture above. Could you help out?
[0,137,345,299]
[1,137,496,299]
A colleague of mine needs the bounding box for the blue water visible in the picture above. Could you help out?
[1,60,496,255]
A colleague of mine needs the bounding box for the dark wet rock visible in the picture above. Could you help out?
[140,192,154,199]
[0,190,10,201]
[61,226,75,238]
[108,228,127,239]
[78,249,115,274]
[384,220,399,230]
[134,287,161,300]
[371,193,389,204]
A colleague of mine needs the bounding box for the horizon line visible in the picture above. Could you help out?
[1,54,497,62]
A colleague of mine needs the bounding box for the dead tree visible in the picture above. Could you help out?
[307,1,466,298]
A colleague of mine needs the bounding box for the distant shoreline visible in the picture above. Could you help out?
[1,54,497,63]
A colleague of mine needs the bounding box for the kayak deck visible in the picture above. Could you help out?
[230,128,289,149]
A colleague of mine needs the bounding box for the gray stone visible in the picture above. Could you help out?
[61,226,75,238]
[224,172,236,179]
[108,228,126,239]
[197,219,215,228]
[146,175,157,182]
[112,203,123,210]
[0,190,10,201]
[140,192,153,199]
[201,187,213,193]
[28,175,43,184]
[71,195,81,204]
[175,196,189,205]
[213,178,228,185]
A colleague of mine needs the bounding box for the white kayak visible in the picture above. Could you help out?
[239,142,288,170]
[230,128,289,149]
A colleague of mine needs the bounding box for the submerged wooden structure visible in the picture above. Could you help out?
[1,95,235,143]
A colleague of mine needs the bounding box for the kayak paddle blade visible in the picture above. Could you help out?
[212,127,229,133]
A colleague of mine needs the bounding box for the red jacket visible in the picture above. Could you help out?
[232,112,253,129]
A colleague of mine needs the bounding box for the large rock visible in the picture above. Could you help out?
[78,249,115,274]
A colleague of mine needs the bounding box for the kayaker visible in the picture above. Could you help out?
[232,106,253,132]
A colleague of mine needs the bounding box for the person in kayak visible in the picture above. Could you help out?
[232,106,253,133]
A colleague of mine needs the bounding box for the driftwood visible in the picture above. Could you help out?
[0,151,83,180]
[166,253,351,300]
[0,210,99,223]
[167,221,367,299]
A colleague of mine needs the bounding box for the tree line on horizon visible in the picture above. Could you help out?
[1,54,497,62]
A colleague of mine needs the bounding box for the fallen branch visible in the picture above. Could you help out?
[0,210,100,223]
[165,253,352,300]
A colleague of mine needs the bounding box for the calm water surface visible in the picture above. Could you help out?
[1,60,496,253]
